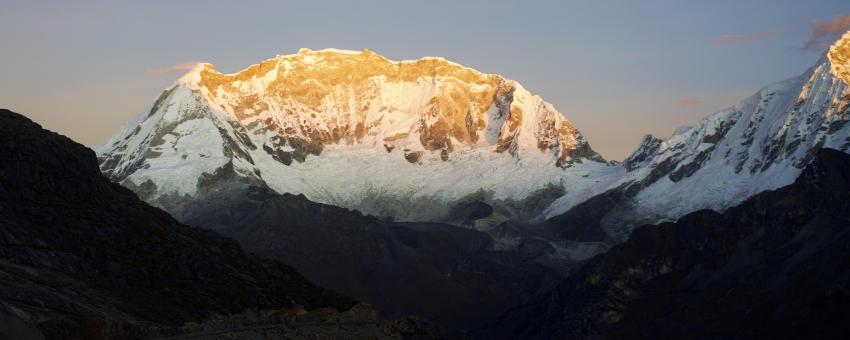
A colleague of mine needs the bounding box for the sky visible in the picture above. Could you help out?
[1,1,848,160]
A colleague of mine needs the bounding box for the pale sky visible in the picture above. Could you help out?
[1,0,847,160]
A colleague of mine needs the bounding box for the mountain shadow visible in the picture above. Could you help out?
[484,148,850,339]
[0,109,437,339]
[178,184,567,334]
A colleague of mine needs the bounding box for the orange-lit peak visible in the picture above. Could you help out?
[828,30,850,85]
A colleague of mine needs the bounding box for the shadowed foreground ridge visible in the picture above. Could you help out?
[485,148,850,339]
[0,108,437,339]
[179,185,565,333]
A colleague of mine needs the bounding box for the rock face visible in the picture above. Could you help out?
[544,31,850,249]
[96,48,605,223]
[0,109,438,339]
[486,148,850,339]
[622,135,662,171]
[830,31,850,84]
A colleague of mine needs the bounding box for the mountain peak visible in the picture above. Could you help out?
[99,50,604,223]
[176,62,216,87]
[151,49,601,170]
[296,47,368,55]
[828,30,850,84]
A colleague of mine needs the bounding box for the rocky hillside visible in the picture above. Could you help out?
[0,109,436,339]
[486,148,850,339]
[177,184,567,334]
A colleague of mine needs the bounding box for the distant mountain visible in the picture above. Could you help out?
[484,148,850,339]
[99,34,850,262]
[543,30,850,255]
[0,109,436,339]
[95,48,606,229]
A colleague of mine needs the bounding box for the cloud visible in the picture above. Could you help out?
[145,61,202,76]
[804,14,850,50]
[712,29,786,45]
[679,97,701,107]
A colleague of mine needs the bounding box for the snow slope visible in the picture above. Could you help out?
[97,48,608,222]
[544,31,850,242]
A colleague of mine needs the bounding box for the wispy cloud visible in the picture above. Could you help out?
[679,97,701,107]
[712,29,786,45]
[145,61,202,76]
[804,14,850,50]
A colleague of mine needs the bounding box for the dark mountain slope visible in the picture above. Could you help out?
[178,186,566,333]
[0,109,436,339]
[486,148,850,339]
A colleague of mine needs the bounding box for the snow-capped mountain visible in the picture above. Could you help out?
[544,31,850,244]
[99,32,850,254]
[97,48,606,223]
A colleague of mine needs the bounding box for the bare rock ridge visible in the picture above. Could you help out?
[0,108,436,339]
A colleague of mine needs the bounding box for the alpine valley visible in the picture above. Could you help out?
[89,31,850,337]
[3,25,850,339]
